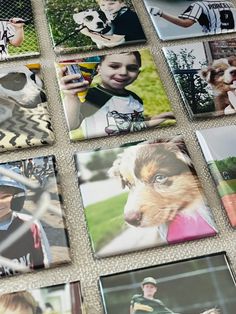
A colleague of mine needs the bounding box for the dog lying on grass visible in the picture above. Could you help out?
[109,137,217,244]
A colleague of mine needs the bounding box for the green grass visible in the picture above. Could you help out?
[85,192,128,251]
[217,179,236,197]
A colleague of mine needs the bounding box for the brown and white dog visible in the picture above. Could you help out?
[109,137,217,244]
[200,56,236,114]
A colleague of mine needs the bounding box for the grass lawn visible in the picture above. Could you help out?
[217,179,236,197]
[85,192,128,251]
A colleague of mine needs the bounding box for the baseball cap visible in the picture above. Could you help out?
[0,164,26,194]
[141,277,157,287]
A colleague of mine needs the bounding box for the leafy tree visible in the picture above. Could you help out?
[166,49,214,115]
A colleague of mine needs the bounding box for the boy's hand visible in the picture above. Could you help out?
[9,18,25,28]
[149,7,163,17]
[60,67,89,96]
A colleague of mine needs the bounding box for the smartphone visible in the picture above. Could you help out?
[65,64,84,83]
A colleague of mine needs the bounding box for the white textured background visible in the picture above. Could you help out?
[1,1,236,313]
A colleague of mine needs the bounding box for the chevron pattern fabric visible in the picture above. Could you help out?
[0,103,54,152]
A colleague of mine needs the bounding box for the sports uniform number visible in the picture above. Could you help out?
[220,10,235,29]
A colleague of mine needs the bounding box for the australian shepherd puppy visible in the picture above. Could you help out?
[109,137,217,244]
[200,55,236,115]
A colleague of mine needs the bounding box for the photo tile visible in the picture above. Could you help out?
[0,0,39,61]
[197,125,236,227]
[0,63,54,153]
[143,0,236,41]
[0,155,71,278]
[45,0,146,54]
[163,39,236,119]
[0,281,84,314]
[55,49,176,141]
[99,252,236,314]
[75,136,217,258]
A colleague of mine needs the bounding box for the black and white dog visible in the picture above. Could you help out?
[73,9,124,48]
[0,66,46,124]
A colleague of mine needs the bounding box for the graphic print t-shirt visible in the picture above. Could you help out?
[179,1,236,34]
[0,21,15,59]
[78,86,147,139]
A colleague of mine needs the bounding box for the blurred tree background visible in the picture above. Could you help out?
[166,48,215,115]
[45,0,132,51]
[1,0,39,55]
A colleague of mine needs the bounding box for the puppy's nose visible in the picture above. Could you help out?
[125,211,142,226]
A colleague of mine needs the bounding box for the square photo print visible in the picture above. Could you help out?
[143,0,236,41]
[45,0,146,54]
[197,125,236,227]
[0,281,84,314]
[75,136,217,258]
[164,39,236,119]
[0,0,39,61]
[100,252,236,314]
[56,49,175,141]
[0,155,71,278]
[0,63,54,152]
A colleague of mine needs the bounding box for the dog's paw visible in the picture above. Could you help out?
[149,6,163,17]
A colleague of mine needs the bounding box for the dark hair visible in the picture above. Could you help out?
[100,51,142,67]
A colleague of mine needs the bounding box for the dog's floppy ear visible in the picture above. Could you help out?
[168,136,193,167]
[199,67,212,83]
[108,156,122,178]
[108,155,127,189]
[73,11,86,24]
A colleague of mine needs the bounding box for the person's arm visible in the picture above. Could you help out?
[149,7,195,28]
[59,67,89,130]
[145,112,175,128]
[80,28,125,45]
[9,18,25,46]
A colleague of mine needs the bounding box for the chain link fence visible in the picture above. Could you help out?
[0,0,39,57]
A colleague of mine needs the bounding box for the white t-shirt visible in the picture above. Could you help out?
[79,87,147,139]
[0,21,15,60]
[179,1,236,34]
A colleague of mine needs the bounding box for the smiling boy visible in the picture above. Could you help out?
[60,52,147,139]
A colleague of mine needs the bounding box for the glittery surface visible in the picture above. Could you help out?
[1,1,236,313]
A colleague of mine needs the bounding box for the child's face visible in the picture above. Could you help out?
[99,1,125,14]
[0,190,13,218]
[98,53,140,92]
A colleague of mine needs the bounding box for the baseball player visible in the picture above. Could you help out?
[0,164,51,277]
[149,0,236,35]
[130,277,177,314]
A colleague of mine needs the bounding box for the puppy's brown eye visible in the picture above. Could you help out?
[153,174,167,184]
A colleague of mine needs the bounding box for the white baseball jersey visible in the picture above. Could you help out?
[0,21,15,60]
[179,1,236,34]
